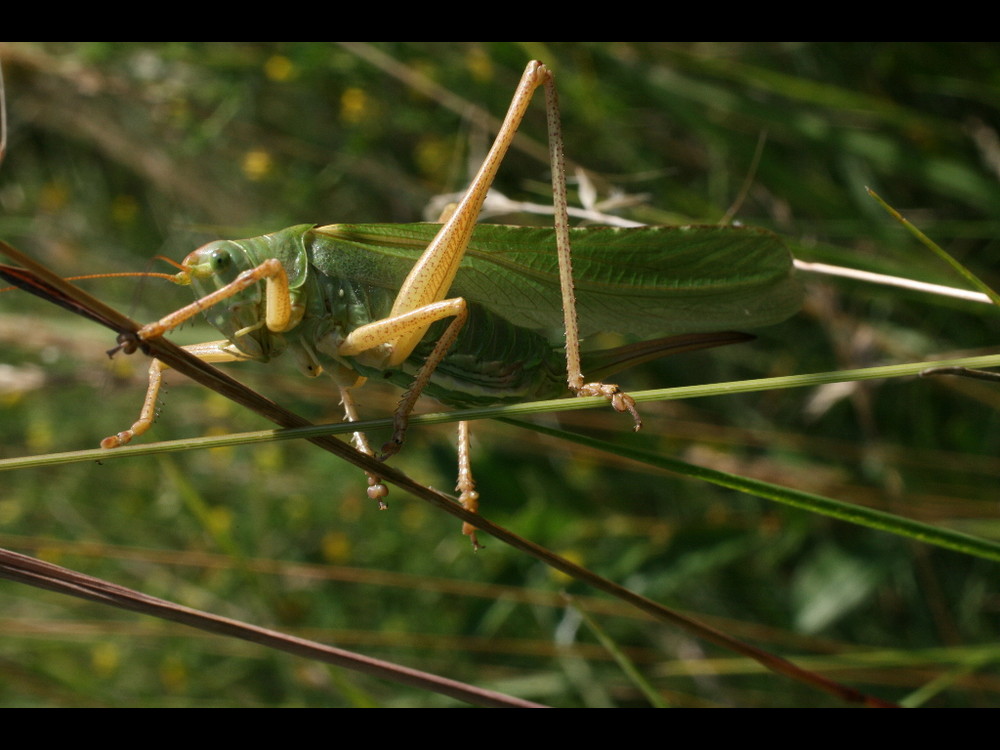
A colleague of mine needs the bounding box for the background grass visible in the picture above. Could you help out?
[1,42,999,707]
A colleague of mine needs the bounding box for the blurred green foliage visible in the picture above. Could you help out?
[1,42,1000,707]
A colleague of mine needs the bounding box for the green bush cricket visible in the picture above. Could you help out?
[5,60,801,546]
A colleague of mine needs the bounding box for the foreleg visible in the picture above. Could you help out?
[101,340,253,448]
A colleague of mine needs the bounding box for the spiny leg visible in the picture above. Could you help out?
[539,66,641,430]
[379,302,468,459]
[345,58,644,460]
[101,228,320,447]
[335,61,640,545]
[338,384,389,509]
[456,420,481,550]
[336,297,470,459]
[102,340,253,448]
[140,256,294,340]
[101,251,297,449]
[101,357,168,449]
[110,242,396,505]
[337,61,569,457]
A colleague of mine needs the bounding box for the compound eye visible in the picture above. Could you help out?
[210,246,233,272]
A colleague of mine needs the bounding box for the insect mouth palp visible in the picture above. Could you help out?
[169,270,193,286]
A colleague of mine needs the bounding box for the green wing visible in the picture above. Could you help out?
[311,223,801,339]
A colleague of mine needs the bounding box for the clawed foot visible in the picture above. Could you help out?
[575,382,642,431]
[100,431,135,449]
[458,487,482,551]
